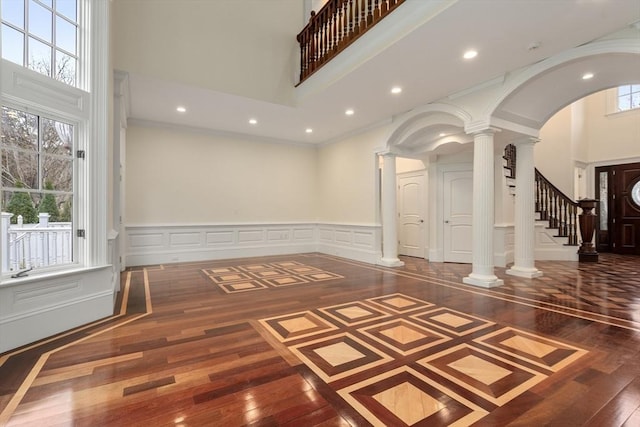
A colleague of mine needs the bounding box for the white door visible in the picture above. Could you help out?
[398,173,426,258]
[443,170,473,263]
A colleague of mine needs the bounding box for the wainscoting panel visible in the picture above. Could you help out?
[314,223,381,265]
[206,231,234,245]
[494,225,515,268]
[125,223,382,267]
[0,266,113,353]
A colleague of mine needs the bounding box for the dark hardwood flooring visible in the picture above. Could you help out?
[1,253,639,426]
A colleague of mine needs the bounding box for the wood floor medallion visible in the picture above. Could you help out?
[1,253,639,426]
[260,293,588,426]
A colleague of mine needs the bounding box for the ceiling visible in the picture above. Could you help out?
[126,0,640,146]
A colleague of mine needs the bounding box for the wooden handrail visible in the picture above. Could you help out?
[535,168,579,245]
[297,0,405,83]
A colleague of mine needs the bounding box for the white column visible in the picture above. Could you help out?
[507,138,543,278]
[379,152,404,267]
[463,130,503,288]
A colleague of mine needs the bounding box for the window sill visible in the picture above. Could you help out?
[605,106,640,117]
[0,265,111,288]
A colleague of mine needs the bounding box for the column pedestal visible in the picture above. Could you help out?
[577,199,599,262]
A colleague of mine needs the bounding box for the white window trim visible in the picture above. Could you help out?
[0,0,110,282]
[605,86,640,116]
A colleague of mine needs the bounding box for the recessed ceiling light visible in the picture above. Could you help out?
[305,128,313,134]
[391,87,402,94]
[439,133,447,137]
[249,118,257,125]
[176,106,186,113]
[345,109,355,116]
[463,50,478,59]
[582,72,594,80]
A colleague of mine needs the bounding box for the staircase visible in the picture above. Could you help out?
[503,144,579,261]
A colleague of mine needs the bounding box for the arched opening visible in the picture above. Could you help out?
[491,48,640,258]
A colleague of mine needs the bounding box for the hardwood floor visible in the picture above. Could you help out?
[1,253,639,426]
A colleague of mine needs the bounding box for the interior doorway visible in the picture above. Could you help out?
[443,170,473,263]
[397,171,426,258]
[595,162,640,255]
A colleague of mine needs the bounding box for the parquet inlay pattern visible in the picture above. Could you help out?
[1,253,639,426]
[202,261,344,293]
[260,293,588,425]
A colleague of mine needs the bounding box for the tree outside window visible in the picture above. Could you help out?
[1,0,78,86]
[1,106,74,270]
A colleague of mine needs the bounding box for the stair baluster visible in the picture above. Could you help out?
[297,0,406,82]
[535,169,579,246]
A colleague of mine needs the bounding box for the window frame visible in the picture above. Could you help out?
[0,83,85,282]
[1,102,81,275]
[1,0,80,87]
[605,85,640,116]
[0,0,109,283]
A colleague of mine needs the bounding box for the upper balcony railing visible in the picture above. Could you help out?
[297,0,405,83]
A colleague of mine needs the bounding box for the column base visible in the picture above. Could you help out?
[463,274,504,288]
[378,258,405,267]
[506,266,543,278]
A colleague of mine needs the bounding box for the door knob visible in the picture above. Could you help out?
[444,220,450,223]
[419,219,424,223]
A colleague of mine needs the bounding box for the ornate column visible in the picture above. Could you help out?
[463,130,503,288]
[507,138,543,278]
[379,152,404,267]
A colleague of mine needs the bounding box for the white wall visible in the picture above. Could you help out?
[536,90,640,197]
[396,157,427,174]
[584,90,640,163]
[316,126,387,224]
[124,124,386,267]
[112,0,303,105]
[536,105,575,196]
[126,124,318,224]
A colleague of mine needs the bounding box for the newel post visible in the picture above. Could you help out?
[2,212,13,272]
[577,199,598,262]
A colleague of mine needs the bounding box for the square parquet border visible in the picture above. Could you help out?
[260,293,589,426]
[202,261,344,293]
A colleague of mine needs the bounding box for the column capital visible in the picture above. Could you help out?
[376,149,398,158]
[513,137,540,146]
[470,127,502,139]
[464,120,502,136]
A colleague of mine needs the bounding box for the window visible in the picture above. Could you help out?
[617,84,640,112]
[1,106,75,272]
[0,0,103,279]
[632,180,640,209]
[1,0,78,86]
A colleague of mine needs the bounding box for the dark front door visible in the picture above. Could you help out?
[596,162,640,255]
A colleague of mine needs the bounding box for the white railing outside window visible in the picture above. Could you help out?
[1,212,72,273]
